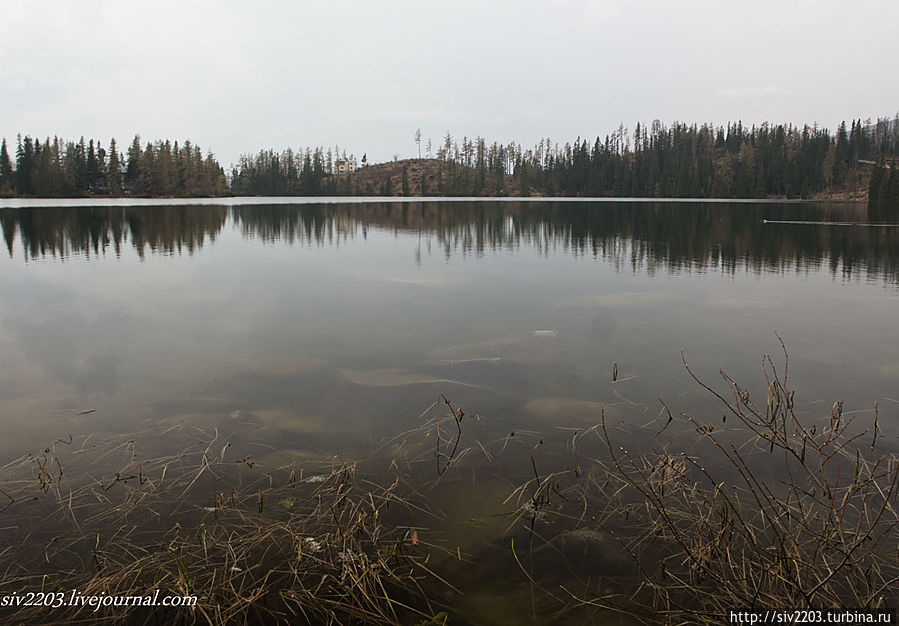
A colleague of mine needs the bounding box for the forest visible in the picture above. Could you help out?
[0,135,228,198]
[1,117,897,208]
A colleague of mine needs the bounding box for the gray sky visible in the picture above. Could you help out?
[2,0,897,167]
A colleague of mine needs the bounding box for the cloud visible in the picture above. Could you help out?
[2,0,898,166]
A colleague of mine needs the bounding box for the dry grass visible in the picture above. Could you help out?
[0,418,458,624]
[524,340,899,622]
[1,347,896,624]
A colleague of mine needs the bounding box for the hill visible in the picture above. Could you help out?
[347,159,526,197]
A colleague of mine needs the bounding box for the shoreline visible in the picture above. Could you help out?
[0,194,867,210]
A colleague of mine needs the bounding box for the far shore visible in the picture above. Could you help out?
[0,195,867,210]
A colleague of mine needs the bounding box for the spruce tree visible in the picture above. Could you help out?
[107,138,122,196]
[0,138,12,193]
[125,135,142,190]
[87,139,100,192]
[66,137,85,194]
[15,135,35,195]
[833,121,849,186]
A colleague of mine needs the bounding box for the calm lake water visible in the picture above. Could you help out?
[1,198,897,460]
[2,198,899,622]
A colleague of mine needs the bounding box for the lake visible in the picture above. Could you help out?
[1,198,898,621]
[2,198,897,456]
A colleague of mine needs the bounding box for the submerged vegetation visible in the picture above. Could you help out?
[1,116,897,203]
[0,348,895,624]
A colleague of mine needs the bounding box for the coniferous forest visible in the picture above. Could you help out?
[1,117,897,210]
[0,135,228,198]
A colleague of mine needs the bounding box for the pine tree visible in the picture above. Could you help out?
[139,143,156,196]
[107,138,122,196]
[72,137,88,194]
[833,121,849,186]
[0,138,12,193]
[15,135,36,195]
[125,135,142,191]
[87,139,100,192]
[33,137,57,196]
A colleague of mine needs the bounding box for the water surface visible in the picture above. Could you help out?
[1,199,898,461]
[4,198,899,621]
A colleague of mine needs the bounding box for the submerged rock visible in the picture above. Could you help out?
[555,527,634,575]
[340,368,486,389]
[425,331,568,366]
[524,397,625,424]
[223,409,264,424]
[213,410,266,437]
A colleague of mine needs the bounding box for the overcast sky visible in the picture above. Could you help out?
[1,0,897,167]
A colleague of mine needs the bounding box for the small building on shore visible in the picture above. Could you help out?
[334,158,358,175]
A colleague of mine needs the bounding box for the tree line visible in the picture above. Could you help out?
[226,117,899,206]
[426,117,899,201]
[2,117,897,207]
[0,135,227,197]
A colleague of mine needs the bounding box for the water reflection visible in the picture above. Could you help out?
[3,201,897,285]
[1,205,227,260]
